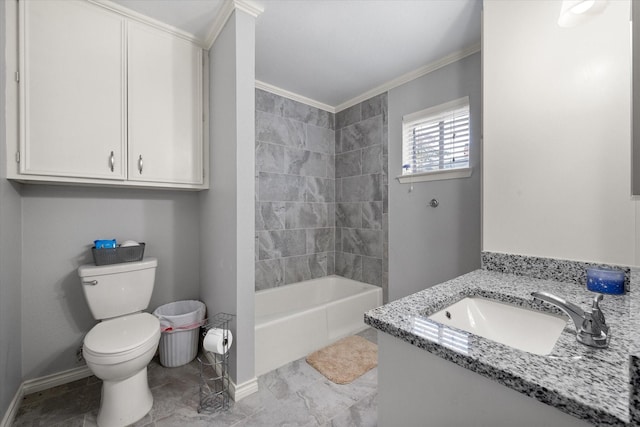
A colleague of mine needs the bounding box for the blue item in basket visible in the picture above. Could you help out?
[586,267,625,295]
[94,239,117,249]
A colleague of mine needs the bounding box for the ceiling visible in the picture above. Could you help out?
[110,0,482,110]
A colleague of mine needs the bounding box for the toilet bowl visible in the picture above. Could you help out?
[83,313,160,427]
[78,258,159,427]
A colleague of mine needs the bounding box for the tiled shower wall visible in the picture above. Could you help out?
[254,89,388,296]
[255,89,336,290]
[335,94,388,298]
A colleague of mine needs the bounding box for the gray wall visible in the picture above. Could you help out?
[255,89,336,290]
[20,186,201,379]
[201,9,256,386]
[388,52,481,301]
[0,0,23,415]
[335,94,388,299]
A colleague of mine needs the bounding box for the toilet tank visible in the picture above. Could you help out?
[78,257,158,320]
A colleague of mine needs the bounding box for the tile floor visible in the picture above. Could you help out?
[13,329,378,427]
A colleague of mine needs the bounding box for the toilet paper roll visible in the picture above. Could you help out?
[203,328,233,354]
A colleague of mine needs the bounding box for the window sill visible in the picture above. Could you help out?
[396,167,472,184]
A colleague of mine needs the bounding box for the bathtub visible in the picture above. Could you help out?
[255,275,383,376]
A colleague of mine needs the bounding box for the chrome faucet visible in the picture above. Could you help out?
[531,292,609,349]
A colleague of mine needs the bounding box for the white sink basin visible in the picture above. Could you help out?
[428,297,567,355]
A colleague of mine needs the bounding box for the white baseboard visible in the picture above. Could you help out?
[22,366,92,395]
[230,377,259,401]
[0,366,92,427]
[203,352,258,402]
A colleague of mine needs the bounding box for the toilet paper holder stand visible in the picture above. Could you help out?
[197,312,234,414]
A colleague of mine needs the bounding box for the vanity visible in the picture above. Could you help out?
[366,254,639,427]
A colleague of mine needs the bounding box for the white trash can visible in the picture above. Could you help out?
[153,300,206,368]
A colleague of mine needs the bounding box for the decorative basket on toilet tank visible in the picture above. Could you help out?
[153,300,206,367]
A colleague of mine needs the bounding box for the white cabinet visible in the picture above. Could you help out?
[20,0,127,180]
[15,0,207,190]
[128,22,203,185]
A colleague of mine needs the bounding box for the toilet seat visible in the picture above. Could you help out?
[84,312,160,365]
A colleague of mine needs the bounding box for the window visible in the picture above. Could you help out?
[399,97,471,183]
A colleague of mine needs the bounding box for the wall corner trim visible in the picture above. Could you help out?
[205,0,264,50]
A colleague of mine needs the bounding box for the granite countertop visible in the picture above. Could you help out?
[365,268,636,426]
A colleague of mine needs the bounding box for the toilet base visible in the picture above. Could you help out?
[97,367,153,427]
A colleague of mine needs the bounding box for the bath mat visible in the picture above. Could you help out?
[306,335,377,385]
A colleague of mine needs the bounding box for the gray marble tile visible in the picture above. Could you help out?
[255,259,285,291]
[258,172,306,202]
[256,141,285,174]
[286,203,329,229]
[307,125,336,154]
[262,359,325,399]
[327,252,335,275]
[283,98,333,130]
[328,203,336,227]
[335,150,362,178]
[342,229,383,258]
[306,228,334,254]
[381,93,388,126]
[328,392,377,427]
[336,104,362,130]
[362,145,382,175]
[362,202,382,230]
[382,124,388,154]
[285,253,327,284]
[305,177,335,203]
[339,116,382,153]
[256,202,286,231]
[335,251,363,282]
[285,148,328,177]
[258,229,306,260]
[256,88,285,115]
[326,155,335,179]
[256,111,306,148]
[341,174,382,202]
[382,154,388,183]
[362,256,383,286]
[335,129,342,154]
[362,93,384,121]
[336,203,362,229]
[324,367,378,408]
[296,378,355,424]
[335,228,342,252]
[382,184,388,214]
[335,178,343,203]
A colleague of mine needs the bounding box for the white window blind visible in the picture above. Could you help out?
[402,97,470,176]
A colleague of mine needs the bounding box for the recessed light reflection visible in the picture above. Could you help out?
[412,317,469,355]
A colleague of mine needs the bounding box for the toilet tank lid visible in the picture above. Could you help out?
[78,257,158,278]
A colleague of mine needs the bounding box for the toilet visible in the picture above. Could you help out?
[78,257,160,427]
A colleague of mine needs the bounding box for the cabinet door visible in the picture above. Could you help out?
[20,0,126,179]
[128,22,203,185]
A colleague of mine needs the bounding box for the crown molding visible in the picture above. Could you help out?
[255,42,481,114]
[334,42,481,112]
[205,0,264,50]
[255,80,336,113]
[87,0,204,47]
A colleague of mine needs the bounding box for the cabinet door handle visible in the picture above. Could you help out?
[138,155,143,174]
[109,151,115,172]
